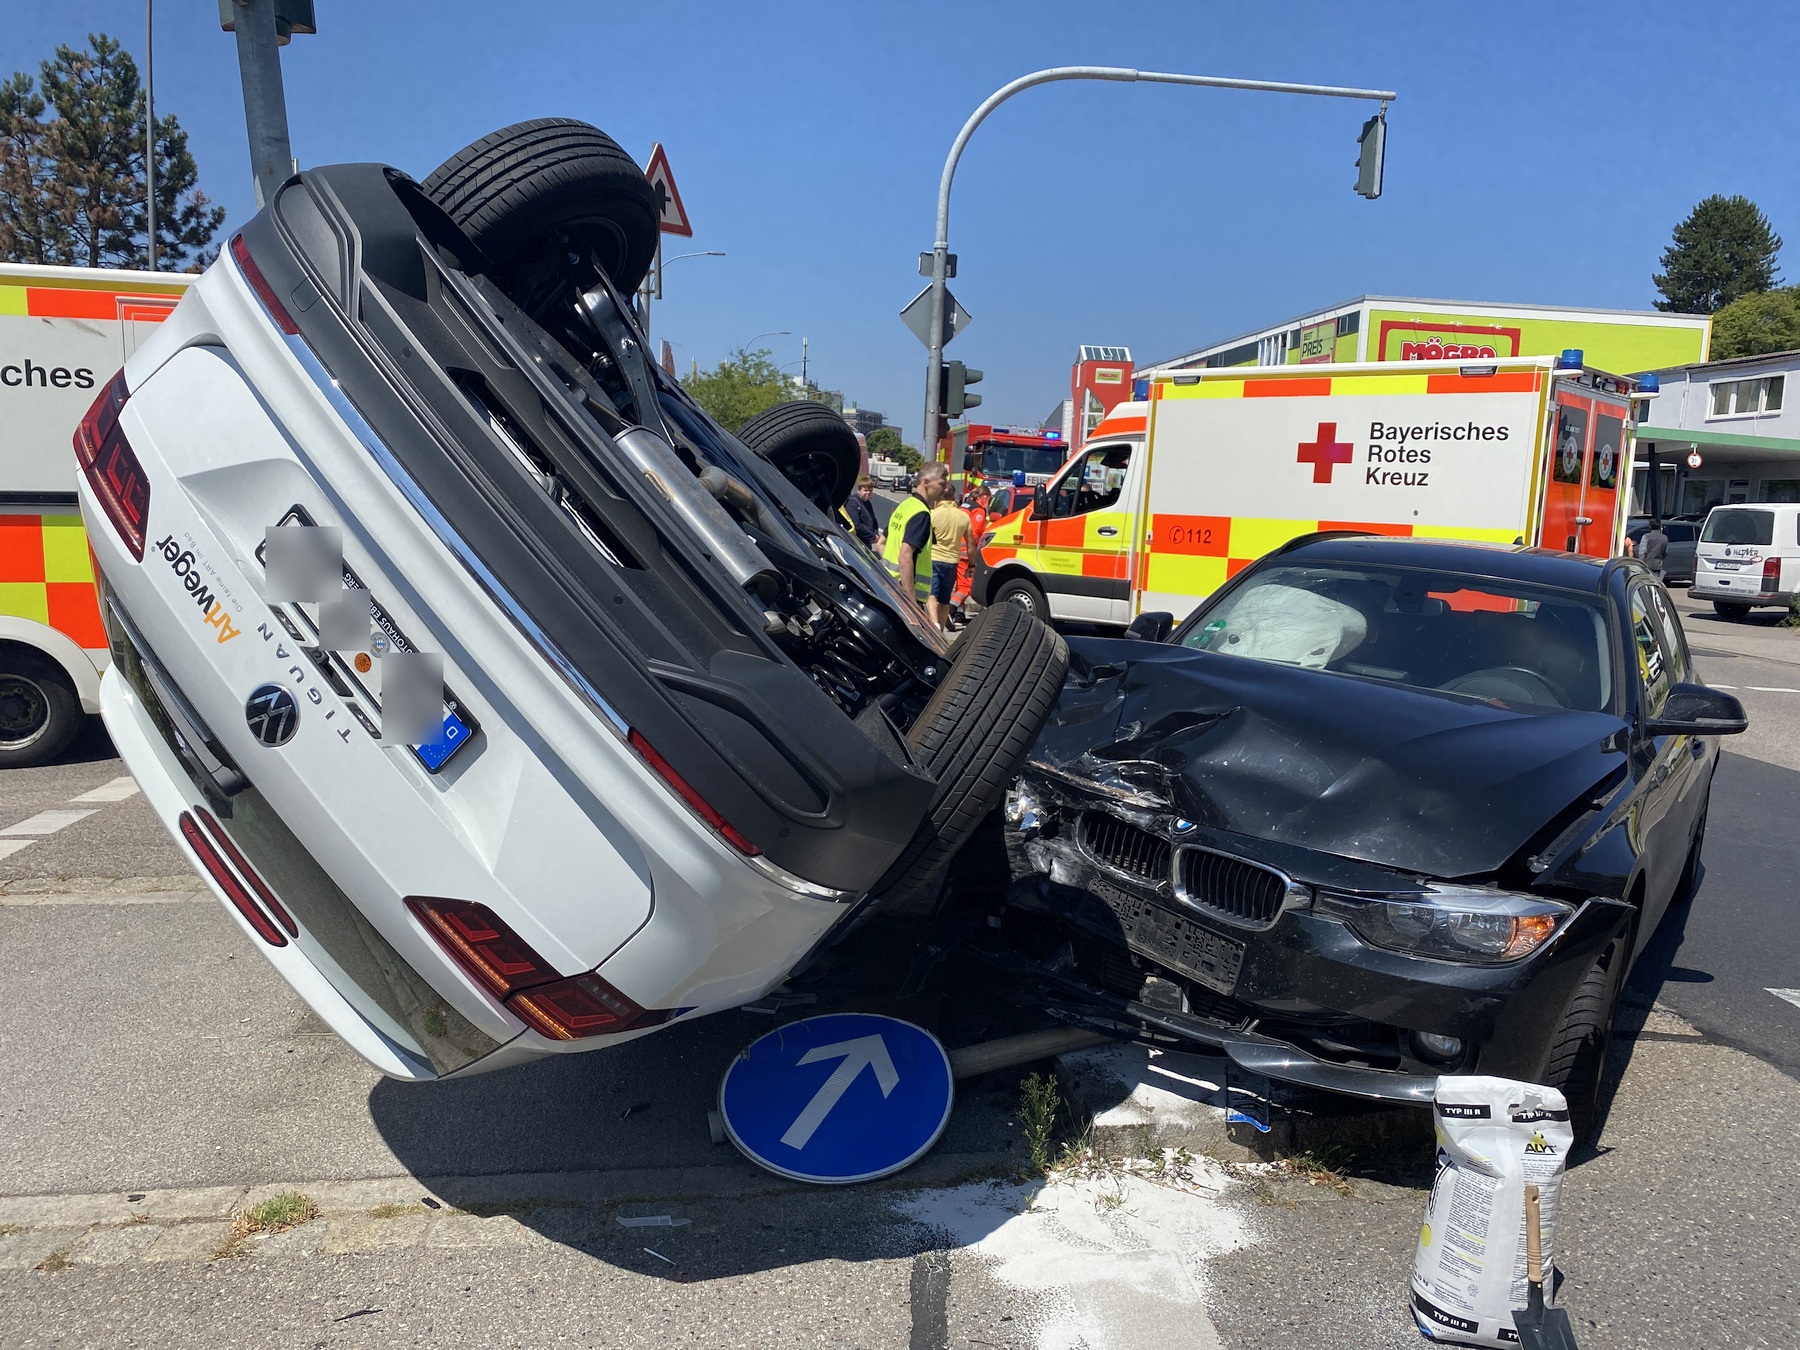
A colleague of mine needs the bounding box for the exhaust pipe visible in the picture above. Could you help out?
[612,427,780,602]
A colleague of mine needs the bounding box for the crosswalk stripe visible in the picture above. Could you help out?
[67,776,140,804]
[0,809,97,836]
[0,839,35,861]
[1769,989,1800,1011]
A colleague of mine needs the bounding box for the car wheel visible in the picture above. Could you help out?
[735,401,861,515]
[992,576,1048,620]
[0,650,82,769]
[1713,600,1751,619]
[1673,805,1708,904]
[871,602,1069,915]
[1543,922,1633,1146]
[422,119,660,303]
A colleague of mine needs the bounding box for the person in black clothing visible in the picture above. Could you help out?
[842,475,883,551]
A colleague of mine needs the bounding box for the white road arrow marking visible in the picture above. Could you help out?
[780,1034,900,1150]
[1769,989,1800,1011]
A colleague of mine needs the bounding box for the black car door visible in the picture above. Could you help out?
[1627,580,1694,938]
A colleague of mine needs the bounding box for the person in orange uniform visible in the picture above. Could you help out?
[950,486,990,630]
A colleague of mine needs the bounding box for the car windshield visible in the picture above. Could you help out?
[1701,508,1774,545]
[1181,562,1613,712]
[980,445,1065,478]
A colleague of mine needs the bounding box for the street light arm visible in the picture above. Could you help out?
[922,66,1397,448]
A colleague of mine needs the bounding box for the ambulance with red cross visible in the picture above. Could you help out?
[0,263,190,765]
[973,354,1636,626]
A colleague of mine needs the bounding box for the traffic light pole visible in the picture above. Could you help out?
[230,0,295,208]
[921,66,1396,454]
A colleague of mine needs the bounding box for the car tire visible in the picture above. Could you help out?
[871,602,1069,915]
[1673,804,1707,904]
[1543,922,1633,1146]
[735,401,861,515]
[422,118,660,301]
[0,649,83,769]
[1713,600,1751,619]
[992,576,1049,620]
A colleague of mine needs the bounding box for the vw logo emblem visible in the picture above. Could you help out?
[245,684,299,747]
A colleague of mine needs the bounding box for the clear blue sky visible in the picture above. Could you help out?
[7,2,1797,439]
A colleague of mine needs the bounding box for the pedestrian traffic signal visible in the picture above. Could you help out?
[1354,112,1386,200]
[941,361,983,417]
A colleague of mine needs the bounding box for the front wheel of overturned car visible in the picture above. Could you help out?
[1543,923,1634,1146]
[735,400,861,515]
[991,575,1049,621]
[0,649,82,769]
[422,118,661,307]
[870,602,1069,916]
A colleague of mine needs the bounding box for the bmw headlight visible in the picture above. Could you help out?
[1316,885,1573,963]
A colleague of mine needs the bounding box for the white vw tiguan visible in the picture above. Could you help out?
[77,121,1065,1081]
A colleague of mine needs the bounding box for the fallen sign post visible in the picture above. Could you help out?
[719,1013,954,1184]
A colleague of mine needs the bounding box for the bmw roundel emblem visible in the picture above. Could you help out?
[245,683,299,747]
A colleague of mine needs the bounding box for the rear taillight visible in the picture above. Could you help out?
[1763,557,1782,591]
[73,372,150,561]
[626,729,761,856]
[229,233,300,336]
[180,810,287,946]
[406,897,666,1040]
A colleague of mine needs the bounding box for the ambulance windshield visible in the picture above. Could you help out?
[1184,563,1612,713]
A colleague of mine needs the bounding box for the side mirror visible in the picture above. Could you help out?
[1647,682,1748,736]
[1030,484,1048,519]
[1123,610,1175,644]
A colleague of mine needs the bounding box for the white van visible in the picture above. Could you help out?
[1691,503,1800,617]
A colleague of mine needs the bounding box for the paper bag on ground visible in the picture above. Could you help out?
[1411,1075,1573,1346]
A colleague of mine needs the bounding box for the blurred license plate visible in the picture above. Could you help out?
[1086,877,1245,996]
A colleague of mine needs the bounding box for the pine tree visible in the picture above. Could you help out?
[0,33,222,272]
[1653,195,1784,314]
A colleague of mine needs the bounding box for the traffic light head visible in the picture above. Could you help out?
[1355,112,1386,200]
[942,361,984,417]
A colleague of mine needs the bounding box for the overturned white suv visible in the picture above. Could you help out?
[77,120,1065,1080]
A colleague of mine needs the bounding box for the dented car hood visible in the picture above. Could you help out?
[1030,638,1627,879]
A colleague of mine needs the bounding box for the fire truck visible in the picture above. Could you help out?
[0,262,190,766]
[940,422,1068,496]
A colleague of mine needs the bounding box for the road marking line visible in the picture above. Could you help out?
[1711,684,1738,689]
[68,777,140,804]
[0,839,34,861]
[0,808,97,836]
[1746,687,1799,693]
[1770,989,1800,1011]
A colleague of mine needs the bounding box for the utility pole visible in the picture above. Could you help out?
[801,337,808,394]
[144,0,156,270]
[919,67,1396,452]
[223,0,317,207]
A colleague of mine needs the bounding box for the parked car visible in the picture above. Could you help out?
[1692,502,1800,618]
[1003,533,1744,1141]
[77,120,1066,1082]
[1625,516,1699,585]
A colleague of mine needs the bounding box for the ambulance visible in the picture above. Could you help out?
[974,355,1636,626]
[0,262,190,765]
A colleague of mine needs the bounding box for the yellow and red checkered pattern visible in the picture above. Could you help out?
[0,514,106,649]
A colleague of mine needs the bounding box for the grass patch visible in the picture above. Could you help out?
[1271,1147,1357,1197]
[1018,1072,1072,1173]
[0,1222,19,1237]
[239,1191,319,1234]
[34,1248,71,1273]
[367,1203,425,1220]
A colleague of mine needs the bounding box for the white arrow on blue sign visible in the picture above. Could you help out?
[719,1013,954,1184]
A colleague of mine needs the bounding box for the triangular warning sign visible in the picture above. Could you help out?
[644,142,693,238]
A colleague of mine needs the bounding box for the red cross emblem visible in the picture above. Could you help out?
[1296,422,1354,484]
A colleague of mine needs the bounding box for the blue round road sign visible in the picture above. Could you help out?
[719,1013,954,1185]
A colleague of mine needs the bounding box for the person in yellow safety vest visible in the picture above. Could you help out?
[884,461,950,613]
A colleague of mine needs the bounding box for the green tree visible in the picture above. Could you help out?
[0,34,222,271]
[1709,286,1800,360]
[865,425,903,456]
[686,346,798,431]
[891,443,923,472]
[1654,195,1783,313]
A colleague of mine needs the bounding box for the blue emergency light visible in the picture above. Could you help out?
[1555,349,1584,371]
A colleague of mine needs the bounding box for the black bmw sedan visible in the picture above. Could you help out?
[1005,533,1746,1141]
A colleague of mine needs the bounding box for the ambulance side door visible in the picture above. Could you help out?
[1035,439,1139,624]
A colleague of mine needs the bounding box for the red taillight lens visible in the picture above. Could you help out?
[179,810,286,946]
[407,896,665,1040]
[626,729,761,856]
[195,806,297,938]
[73,372,149,561]
[229,233,300,336]
[1763,557,1782,590]
[406,897,557,999]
